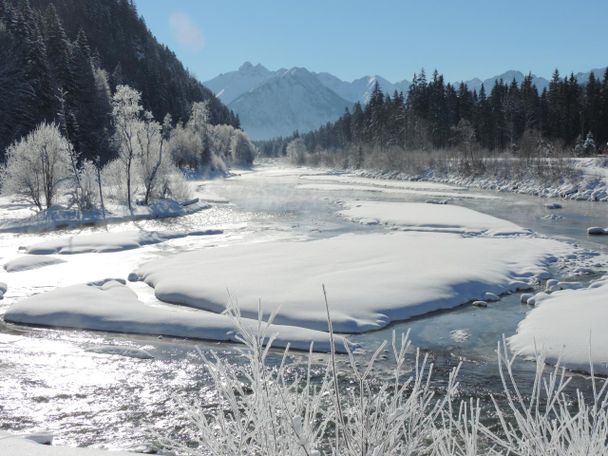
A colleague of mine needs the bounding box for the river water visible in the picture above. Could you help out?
[0,164,607,452]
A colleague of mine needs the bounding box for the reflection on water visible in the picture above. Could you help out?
[0,164,607,451]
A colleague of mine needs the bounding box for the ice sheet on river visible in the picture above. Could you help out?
[22,229,223,254]
[3,280,348,353]
[509,275,608,375]
[339,201,528,235]
[132,230,573,333]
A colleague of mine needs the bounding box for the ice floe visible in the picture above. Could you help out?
[339,201,529,236]
[3,280,348,353]
[22,229,223,254]
[4,255,66,272]
[132,230,573,333]
[509,275,608,375]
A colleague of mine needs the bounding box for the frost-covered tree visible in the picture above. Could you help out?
[229,129,256,166]
[112,85,143,210]
[135,113,171,205]
[287,137,308,165]
[1,123,72,210]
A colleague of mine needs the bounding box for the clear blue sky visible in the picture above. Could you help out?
[134,0,607,83]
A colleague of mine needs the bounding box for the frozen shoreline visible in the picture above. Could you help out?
[344,157,608,202]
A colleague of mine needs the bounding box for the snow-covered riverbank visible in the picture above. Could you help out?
[351,157,608,202]
[1,164,607,452]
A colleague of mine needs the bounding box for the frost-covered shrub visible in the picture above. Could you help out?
[74,159,100,210]
[169,104,254,171]
[229,129,256,166]
[287,137,308,165]
[1,122,72,210]
[102,158,138,205]
[161,297,608,456]
[158,169,192,202]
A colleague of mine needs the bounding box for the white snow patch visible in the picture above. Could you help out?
[4,255,66,272]
[133,231,571,333]
[339,201,529,236]
[0,432,136,455]
[296,183,500,200]
[3,280,348,353]
[300,173,464,191]
[22,229,222,255]
[509,275,608,375]
[0,198,209,234]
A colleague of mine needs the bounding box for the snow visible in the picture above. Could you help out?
[0,198,210,234]
[132,230,573,333]
[353,157,608,202]
[22,229,223,255]
[0,432,136,455]
[509,275,608,375]
[300,173,464,191]
[3,279,349,353]
[339,201,529,236]
[296,183,500,200]
[4,255,66,272]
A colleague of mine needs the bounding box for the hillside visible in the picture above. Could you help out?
[0,0,237,161]
[228,67,352,140]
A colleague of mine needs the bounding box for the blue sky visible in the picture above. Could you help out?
[134,0,608,84]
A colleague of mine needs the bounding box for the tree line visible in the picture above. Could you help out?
[1,85,255,212]
[260,68,608,160]
[0,0,239,164]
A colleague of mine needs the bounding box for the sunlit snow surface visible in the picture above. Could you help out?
[0,163,607,452]
[509,275,608,374]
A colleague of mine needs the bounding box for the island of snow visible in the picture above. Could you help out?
[4,255,66,272]
[339,201,529,236]
[22,229,223,255]
[132,229,572,333]
[3,279,348,353]
[0,199,210,234]
[509,275,608,375]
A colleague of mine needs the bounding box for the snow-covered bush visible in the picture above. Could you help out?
[102,158,136,205]
[161,297,608,456]
[74,159,100,209]
[169,103,255,171]
[1,122,72,210]
[229,129,256,166]
[112,85,143,210]
[287,137,308,165]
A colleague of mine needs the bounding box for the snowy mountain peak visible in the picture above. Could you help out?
[238,61,269,73]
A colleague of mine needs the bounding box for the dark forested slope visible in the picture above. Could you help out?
[0,0,238,162]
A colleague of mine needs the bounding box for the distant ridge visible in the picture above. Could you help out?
[205,64,607,140]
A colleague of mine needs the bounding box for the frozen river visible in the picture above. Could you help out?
[0,163,607,452]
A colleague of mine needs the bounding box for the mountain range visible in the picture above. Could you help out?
[205,63,607,140]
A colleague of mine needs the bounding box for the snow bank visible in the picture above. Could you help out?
[22,229,222,254]
[509,276,608,375]
[354,158,608,202]
[0,432,135,455]
[3,280,348,353]
[296,183,500,200]
[0,199,210,234]
[4,255,66,272]
[300,173,464,191]
[133,231,572,333]
[339,201,528,236]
